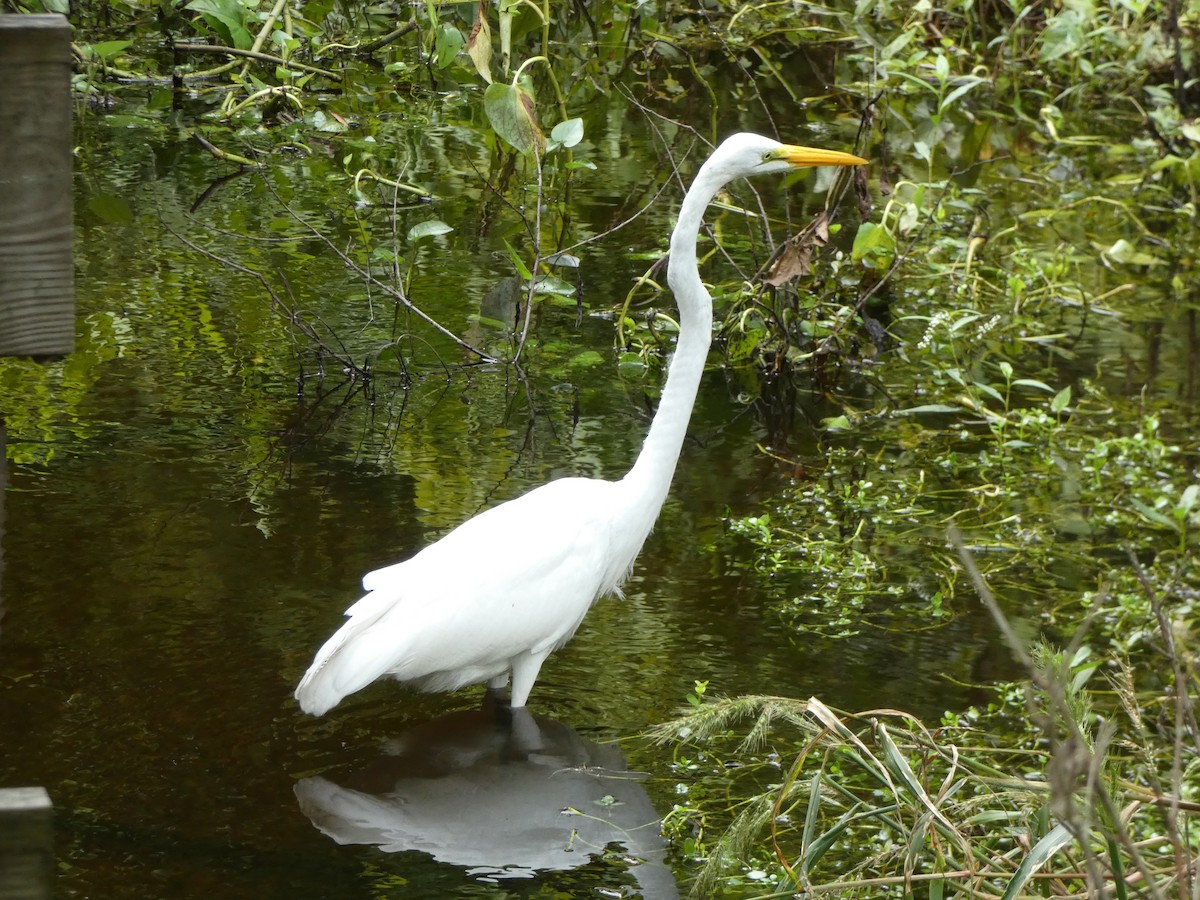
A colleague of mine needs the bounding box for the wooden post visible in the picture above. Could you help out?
[0,787,53,899]
[0,15,74,358]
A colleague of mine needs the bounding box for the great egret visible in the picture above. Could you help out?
[295,133,867,715]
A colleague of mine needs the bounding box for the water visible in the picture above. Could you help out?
[0,89,1016,897]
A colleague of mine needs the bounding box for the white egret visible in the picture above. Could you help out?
[295,133,867,715]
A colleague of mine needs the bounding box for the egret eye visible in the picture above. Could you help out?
[762,151,774,163]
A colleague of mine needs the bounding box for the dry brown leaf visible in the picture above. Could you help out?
[759,212,830,287]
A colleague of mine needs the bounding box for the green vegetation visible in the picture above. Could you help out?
[5,0,1200,894]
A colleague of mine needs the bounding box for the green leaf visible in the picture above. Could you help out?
[939,76,986,112]
[407,220,453,241]
[484,81,542,153]
[82,40,132,60]
[549,117,584,149]
[502,239,532,279]
[1001,824,1074,900]
[185,0,253,49]
[934,52,949,83]
[1103,238,1163,267]
[851,221,896,269]
[1012,378,1054,392]
[1039,10,1085,62]
[1050,386,1071,413]
[1130,498,1180,532]
[973,382,1004,403]
[821,415,851,431]
[434,23,465,68]
[532,274,575,297]
[893,404,962,415]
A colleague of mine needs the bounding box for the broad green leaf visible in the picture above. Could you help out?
[549,117,584,149]
[407,220,453,241]
[185,0,252,49]
[434,23,464,69]
[532,274,575,297]
[1050,386,1071,413]
[851,221,896,268]
[483,82,542,153]
[1012,378,1053,392]
[82,40,132,60]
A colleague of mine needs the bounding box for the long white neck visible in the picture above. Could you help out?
[617,161,725,535]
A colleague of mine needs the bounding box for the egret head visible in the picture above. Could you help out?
[704,132,868,181]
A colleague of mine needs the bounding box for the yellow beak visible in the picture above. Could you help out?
[780,145,868,168]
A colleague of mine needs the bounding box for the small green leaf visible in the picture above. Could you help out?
[407,220,453,241]
[532,274,575,297]
[434,23,465,68]
[822,415,852,431]
[549,117,584,149]
[1104,238,1163,267]
[82,40,132,60]
[934,53,949,83]
[973,382,1004,403]
[1050,386,1071,413]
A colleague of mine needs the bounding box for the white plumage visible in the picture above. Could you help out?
[295,133,867,715]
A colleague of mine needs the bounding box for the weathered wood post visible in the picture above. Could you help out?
[0,17,69,899]
[0,787,53,899]
[0,15,74,357]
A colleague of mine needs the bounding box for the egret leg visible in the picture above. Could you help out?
[508,649,551,708]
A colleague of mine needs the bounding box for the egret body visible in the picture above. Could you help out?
[295,133,867,715]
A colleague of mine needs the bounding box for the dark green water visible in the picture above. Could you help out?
[0,90,1014,898]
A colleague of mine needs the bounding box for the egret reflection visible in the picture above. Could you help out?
[295,700,679,897]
